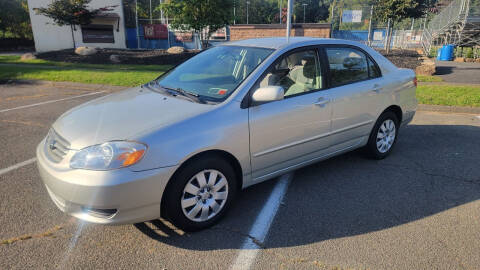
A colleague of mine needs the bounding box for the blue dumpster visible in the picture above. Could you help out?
[437,44,454,61]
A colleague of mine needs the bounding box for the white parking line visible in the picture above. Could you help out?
[0,91,105,113]
[0,158,37,176]
[230,173,292,270]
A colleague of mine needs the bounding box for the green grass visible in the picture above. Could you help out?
[0,66,165,87]
[417,85,480,107]
[0,56,172,86]
[0,55,171,72]
[417,75,443,82]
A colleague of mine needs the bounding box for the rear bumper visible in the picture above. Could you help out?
[401,110,416,127]
[36,140,178,225]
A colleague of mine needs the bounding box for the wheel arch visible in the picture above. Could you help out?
[160,149,244,217]
[380,105,403,124]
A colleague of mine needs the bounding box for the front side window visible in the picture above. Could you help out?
[257,49,321,97]
[325,47,369,87]
[156,46,273,102]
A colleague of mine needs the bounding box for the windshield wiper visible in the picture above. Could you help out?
[157,84,206,104]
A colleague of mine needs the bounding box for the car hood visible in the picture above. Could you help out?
[52,86,212,149]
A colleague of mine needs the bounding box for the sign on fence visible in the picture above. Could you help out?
[144,24,168,39]
[342,10,362,23]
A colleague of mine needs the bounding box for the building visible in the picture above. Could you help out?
[27,0,127,52]
[230,24,331,41]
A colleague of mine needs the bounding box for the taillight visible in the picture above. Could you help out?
[413,77,418,87]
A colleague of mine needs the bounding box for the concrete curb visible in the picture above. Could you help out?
[418,104,480,114]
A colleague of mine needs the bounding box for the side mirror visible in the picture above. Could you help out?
[251,86,284,103]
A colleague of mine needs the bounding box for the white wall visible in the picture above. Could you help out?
[28,0,126,52]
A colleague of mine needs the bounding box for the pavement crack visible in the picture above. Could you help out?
[381,162,480,186]
[1,225,63,246]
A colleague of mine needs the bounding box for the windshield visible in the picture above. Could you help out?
[156,46,274,102]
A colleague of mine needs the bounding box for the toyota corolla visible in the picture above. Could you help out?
[37,37,417,231]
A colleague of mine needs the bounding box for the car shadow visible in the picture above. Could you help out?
[434,65,454,75]
[135,124,480,250]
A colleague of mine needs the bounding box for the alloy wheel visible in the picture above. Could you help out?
[376,119,396,153]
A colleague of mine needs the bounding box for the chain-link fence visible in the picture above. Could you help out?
[330,4,425,49]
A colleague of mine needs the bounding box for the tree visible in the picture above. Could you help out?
[0,0,32,39]
[34,0,115,49]
[160,0,233,48]
[373,0,428,53]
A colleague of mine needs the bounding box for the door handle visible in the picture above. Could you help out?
[314,97,330,107]
[372,84,382,93]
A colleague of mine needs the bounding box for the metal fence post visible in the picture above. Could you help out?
[367,5,373,46]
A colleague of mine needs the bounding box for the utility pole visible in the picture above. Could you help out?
[246,1,250,24]
[330,0,335,23]
[367,5,373,46]
[286,0,293,41]
[233,0,236,24]
[303,3,307,23]
[149,0,153,24]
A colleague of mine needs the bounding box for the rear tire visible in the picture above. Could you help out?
[163,156,237,232]
[365,111,399,159]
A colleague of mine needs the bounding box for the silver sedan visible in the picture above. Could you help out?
[37,37,417,231]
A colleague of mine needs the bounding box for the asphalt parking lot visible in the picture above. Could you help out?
[1,81,480,270]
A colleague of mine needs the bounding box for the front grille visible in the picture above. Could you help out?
[45,129,70,163]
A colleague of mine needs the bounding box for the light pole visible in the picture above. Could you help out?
[233,0,236,24]
[303,3,307,23]
[246,1,250,24]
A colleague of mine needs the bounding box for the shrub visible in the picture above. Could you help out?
[455,46,463,57]
[429,46,439,58]
[463,47,473,58]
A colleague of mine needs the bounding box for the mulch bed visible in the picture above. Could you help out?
[35,47,423,70]
[378,49,423,70]
[36,48,198,66]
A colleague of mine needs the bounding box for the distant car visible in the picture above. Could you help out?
[37,37,417,231]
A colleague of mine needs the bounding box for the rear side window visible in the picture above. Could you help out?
[325,47,370,87]
[368,57,381,78]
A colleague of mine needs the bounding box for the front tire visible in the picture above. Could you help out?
[365,111,399,159]
[163,156,237,231]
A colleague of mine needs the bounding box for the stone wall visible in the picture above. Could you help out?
[230,24,331,41]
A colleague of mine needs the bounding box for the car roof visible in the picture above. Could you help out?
[222,37,361,50]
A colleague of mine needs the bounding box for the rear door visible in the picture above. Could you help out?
[322,46,383,149]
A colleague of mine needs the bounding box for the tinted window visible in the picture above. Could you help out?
[326,47,369,87]
[157,46,273,102]
[258,49,321,97]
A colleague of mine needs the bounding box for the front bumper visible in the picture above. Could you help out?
[36,140,178,225]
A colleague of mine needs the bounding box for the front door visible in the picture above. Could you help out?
[248,48,332,182]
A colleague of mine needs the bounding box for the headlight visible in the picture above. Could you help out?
[70,141,147,170]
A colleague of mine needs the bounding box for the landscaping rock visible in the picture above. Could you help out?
[465,58,474,62]
[109,54,122,63]
[476,58,480,63]
[167,46,185,54]
[20,53,36,60]
[415,56,436,76]
[75,46,97,56]
[416,64,436,76]
[454,57,465,62]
